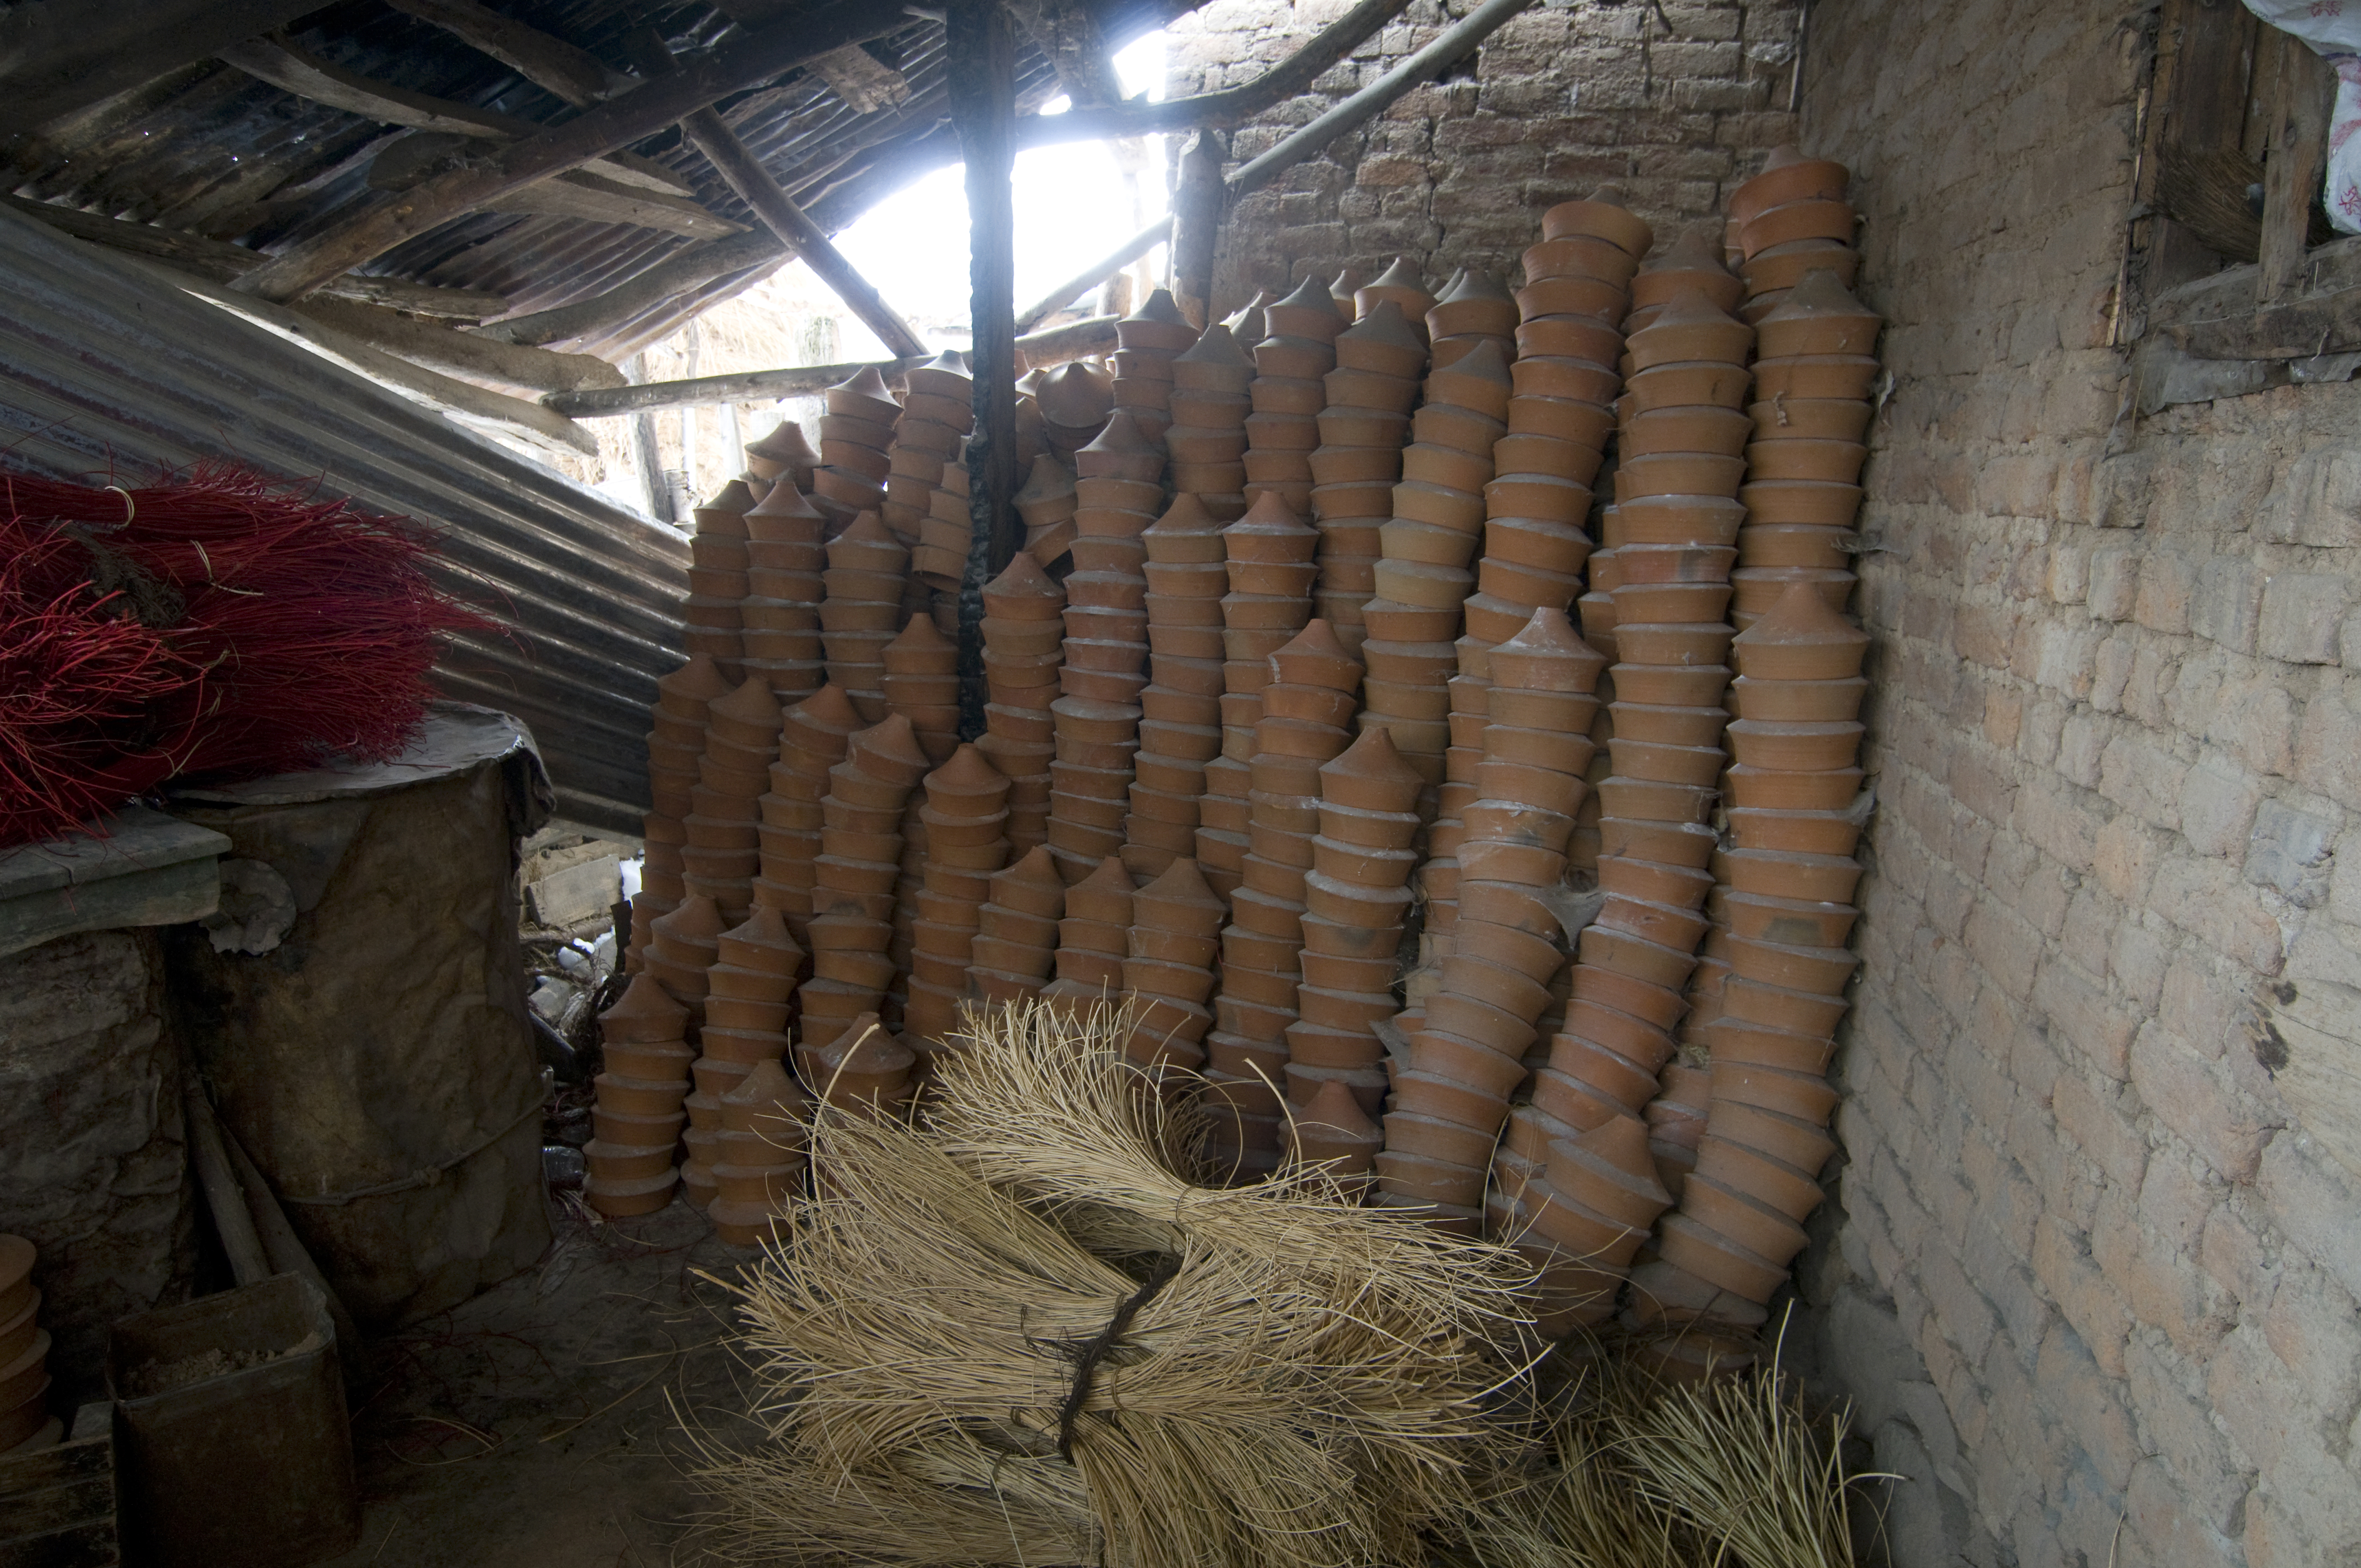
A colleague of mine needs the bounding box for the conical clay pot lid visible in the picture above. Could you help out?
[1578,1114,1665,1190]
[1146,492,1219,542]
[982,550,1066,617]
[925,742,1010,808]
[658,653,733,712]
[1755,269,1882,352]
[1340,297,1426,355]
[1175,322,1252,369]
[1077,408,1163,466]
[884,615,956,666]
[1731,581,1869,679]
[1131,855,1226,937]
[1318,725,1425,805]
[1627,287,1753,365]
[1036,361,1115,427]
[784,683,864,749]
[703,478,758,516]
[721,1056,808,1136]
[1355,256,1436,322]
[846,712,930,785]
[1223,292,1273,346]
[836,365,896,402]
[1640,224,1733,281]
[1228,490,1319,562]
[1016,454,1077,506]
[988,843,1068,916]
[829,1014,915,1074]
[1136,286,1192,326]
[1488,606,1607,693]
[746,476,826,530]
[1436,268,1513,305]
[907,351,973,395]
[1269,618,1362,693]
[1067,854,1137,923]
[1543,184,1654,257]
[746,421,820,469]
[1329,264,1366,307]
[826,510,909,571]
[1265,273,1346,340]
[602,972,689,1038]
[1425,337,1513,404]
[711,674,783,735]
[1296,1077,1382,1149]
[651,893,727,949]
[718,904,803,973]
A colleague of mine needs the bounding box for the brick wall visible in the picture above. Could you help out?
[1795,0,2361,1564]
[1165,0,1805,307]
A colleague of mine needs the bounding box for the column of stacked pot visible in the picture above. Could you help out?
[1289,726,1428,1120]
[707,1059,811,1246]
[684,904,804,1210]
[1306,296,1428,652]
[0,1238,56,1454]
[746,418,821,493]
[1728,148,1858,324]
[1014,454,1080,568]
[1120,856,1230,1084]
[968,844,1066,1004]
[1203,621,1365,1176]
[820,513,910,724]
[1047,412,1164,881]
[1032,361,1116,466]
[1162,324,1254,522]
[895,354,977,590]
[902,745,1014,1057]
[1375,609,1603,1234]
[1195,494,1321,899]
[1477,193,1652,883]
[881,615,962,1013]
[1287,1080,1385,1195]
[1630,587,1869,1348]
[805,367,897,533]
[1042,855,1133,1004]
[683,480,751,681]
[586,974,694,1217]
[682,675,780,924]
[1242,276,1344,516]
[739,477,829,703]
[633,654,729,966]
[1110,287,1200,446]
[1122,496,1228,878]
[799,714,931,1050]
[975,553,1066,854]
[800,1012,918,1114]
[755,684,862,950]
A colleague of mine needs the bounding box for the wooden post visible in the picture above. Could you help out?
[2260,32,2334,306]
[626,354,673,523]
[1171,130,1227,329]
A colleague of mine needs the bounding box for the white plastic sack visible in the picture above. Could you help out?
[2242,0,2361,233]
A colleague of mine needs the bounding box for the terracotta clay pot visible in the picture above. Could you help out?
[1374,1150,1490,1208]
[1623,406,1753,458]
[1750,355,1880,402]
[1724,932,1859,998]
[1575,924,1698,990]
[1708,1098,1838,1172]
[1743,237,1861,296]
[1716,847,1864,905]
[1679,1173,1812,1269]
[1724,807,1865,857]
[1723,764,1863,811]
[1541,192,1654,256]
[1726,718,1865,771]
[1524,232,1641,288]
[1655,1213,1787,1303]
[1692,1133,1825,1222]
[1709,1018,1839,1077]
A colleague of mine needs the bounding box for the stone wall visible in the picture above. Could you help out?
[1793,0,2361,1563]
[1166,0,1805,307]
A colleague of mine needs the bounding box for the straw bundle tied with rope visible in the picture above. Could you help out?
[690,997,1542,1568]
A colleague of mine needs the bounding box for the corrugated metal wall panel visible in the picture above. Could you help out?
[0,205,683,838]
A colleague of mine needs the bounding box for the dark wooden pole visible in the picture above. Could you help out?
[1171,129,1227,329]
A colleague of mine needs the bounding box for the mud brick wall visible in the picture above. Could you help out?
[1164,0,1806,308]
[1789,0,2361,1563]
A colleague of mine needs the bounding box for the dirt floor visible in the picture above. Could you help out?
[319,1191,760,1568]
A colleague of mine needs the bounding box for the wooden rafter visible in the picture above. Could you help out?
[0,0,323,135]
[383,0,632,110]
[366,133,739,238]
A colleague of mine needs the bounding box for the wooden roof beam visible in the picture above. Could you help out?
[366,133,739,239]
[382,0,633,111]
[0,0,324,136]
[230,0,910,304]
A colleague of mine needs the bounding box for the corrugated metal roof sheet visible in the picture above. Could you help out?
[0,200,685,838]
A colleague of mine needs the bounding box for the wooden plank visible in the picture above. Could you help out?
[383,0,631,110]
[296,299,627,396]
[2260,30,2335,304]
[950,0,1021,580]
[2166,283,2361,358]
[0,0,322,135]
[229,0,908,303]
[0,196,507,320]
[2141,0,2261,295]
[470,229,784,348]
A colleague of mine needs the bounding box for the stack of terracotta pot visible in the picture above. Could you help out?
[707,1058,810,1246]
[1164,324,1255,521]
[1358,259,1437,333]
[1514,1114,1675,1336]
[1634,586,1868,1346]
[975,552,1065,853]
[801,714,930,1049]
[1377,608,1602,1231]
[755,684,861,948]
[882,351,973,550]
[903,744,1014,1051]
[1015,453,1080,567]
[1044,854,1132,999]
[1290,725,1425,1111]
[682,675,777,924]
[683,904,803,1209]
[1117,499,1218,880]
[1308,297,1428,652]
[818,513,908,724]
[684,481,750,680]
[1048,412,1162,880]
[1203,620,1363,1172]
[1198,493,1320,897]
[644,893,724,1029]
[969,843,1066,1003]
[809,367,899,530]
[586,975,692,1215]
[802,1013,917,1113]
[0,1238,53,1453]
[1644,1062,1714,1197]
[745,419,819,490]
[1425,270,1517,369]
[1034,361,1115,465]
[1327,266,1365,314]
[739,478,829,702]
[1729,148,1857,322]
[880,616,960,765]
[1286,1079,1384,1192]
[636,653,729,963]
[1241,277,1342,518]
[1119,856,1228,1077]
[913,456,975,601]
[1110,288,1199,444]
[1360,340,1515,793]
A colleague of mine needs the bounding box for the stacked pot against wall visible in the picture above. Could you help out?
[755,684,861,950]
[586,974,693,1217]
[1290,725,1426,1117]
[1015,454,1080,567]
[819,513,910,725]
[968,844,1066,1004]
[1110,288,1200,444]
[683,904,803,1209]
[881,616,961,766]
[881,352,973,549]
[809,367,900,532]
[802,1012,918,1113]
[1162,324,1255,522]
[1120,855,1229,1079]
[1728,148,1857,323]
[1047,412,1164,880]
[739,478,829,703]
[1308,297,1428,654]
[1044,854,1132,1002]
[1375,608,1603,1233]
[799,714,930,1050]
[745,419,820,492]
[1034,361,1116,466]
[706,1058,810,1246]
[1198,493,1321,898]
[1286,1079,1384,1193]
[682,675,779,925]
[902,744,1013,1055]
[1123,495,1228,877]
[684,481,751,681]
[1204,621,1364,1175]
[975,552,1066,854]
[1360,340,1515,806]
[634,653,729,967]
[1242,277,1343,516]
